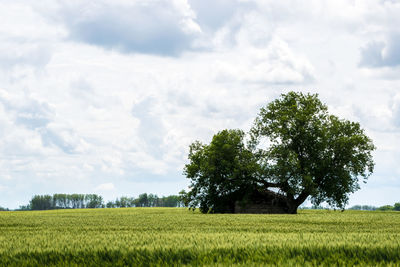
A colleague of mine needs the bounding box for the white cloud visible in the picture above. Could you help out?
[0,2,63,40]
[0,175,12,181]
[214,37,314,84]
[95,183,115,192]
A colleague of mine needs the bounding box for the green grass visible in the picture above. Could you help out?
[0,208,399,266]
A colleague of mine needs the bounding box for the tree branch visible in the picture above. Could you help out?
[294,190,309,206]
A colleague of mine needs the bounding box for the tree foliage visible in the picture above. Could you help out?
[184,92,375,213]
[105,194,182,208]
[394,203,400,211]
[184,129,260,213]
[250,92,375,211]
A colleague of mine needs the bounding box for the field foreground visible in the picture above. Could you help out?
[0,208,399,266]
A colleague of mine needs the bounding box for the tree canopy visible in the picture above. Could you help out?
[184,129,260,213]
[184,92,375,214]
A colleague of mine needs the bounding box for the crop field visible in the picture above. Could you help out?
[0,208,399,266]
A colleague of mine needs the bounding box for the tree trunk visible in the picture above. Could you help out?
[286,201,299,214]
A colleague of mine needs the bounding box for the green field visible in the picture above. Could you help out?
[0,208,399,266]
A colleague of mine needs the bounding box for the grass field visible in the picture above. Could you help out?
[0,208,399,266]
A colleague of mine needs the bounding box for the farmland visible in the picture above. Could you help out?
[0,208,399,266]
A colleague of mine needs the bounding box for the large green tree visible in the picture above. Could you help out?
[184,92,375,214]
[250,92,375,213]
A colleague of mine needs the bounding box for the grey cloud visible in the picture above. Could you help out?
[16,112,51,130]
[39,128,78,154]
[0,93,80,154]
[166,90,194,108]
[394,113,400,128]
[0,43,52,69]
[360,34,400,68]
[392,98,400,129]
[63,2,200,56]
[0,96,53,130]
[188,0,252,30]
[15,102,53,130]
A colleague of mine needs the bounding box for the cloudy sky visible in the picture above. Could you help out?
[0,0,399,209]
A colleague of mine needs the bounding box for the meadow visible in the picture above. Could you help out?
[0,208,399,266]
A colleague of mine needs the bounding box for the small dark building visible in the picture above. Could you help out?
[234,189,290,214]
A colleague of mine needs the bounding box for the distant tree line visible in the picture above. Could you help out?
[348,202,400,211]
[348,205,377,211]
[22,194,104,210]
[15,193,184,211]
[298,202,400,211]
[105,193,182,208]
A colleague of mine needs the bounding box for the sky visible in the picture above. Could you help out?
[0,0,399,209]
